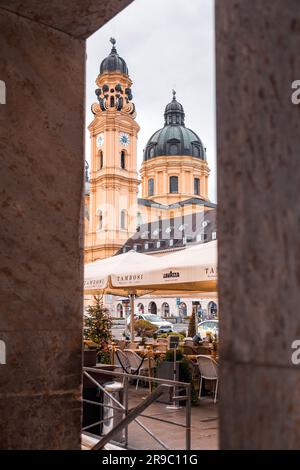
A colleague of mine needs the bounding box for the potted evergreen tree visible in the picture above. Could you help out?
[187,308,197,338]
[84,296,113,364]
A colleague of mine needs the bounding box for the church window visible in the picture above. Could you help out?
[110,96,115,107]
[169,144,178,155]
[148,178,154,196]
[98,150,103,170]
[120,150,126,169]
[170,176,178,193]
[97,210,103,230]
[193,145,201,157]
[194,177,200,195]
[120,209,127,229]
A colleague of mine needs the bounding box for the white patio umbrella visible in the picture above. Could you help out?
[110,240,217,294]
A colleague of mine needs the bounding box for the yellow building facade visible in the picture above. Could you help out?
[85,39,214,263]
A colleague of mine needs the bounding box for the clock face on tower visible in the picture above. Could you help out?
[119,132,130,147]
[96,134,104,147]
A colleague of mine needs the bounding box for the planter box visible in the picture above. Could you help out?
[84,349,97,367]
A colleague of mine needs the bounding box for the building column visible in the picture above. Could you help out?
[216,0,300,449]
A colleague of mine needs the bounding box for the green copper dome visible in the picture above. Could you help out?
[143,91,206,161]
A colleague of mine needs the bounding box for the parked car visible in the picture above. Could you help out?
[198,319,219,339]
[127,313,174,333]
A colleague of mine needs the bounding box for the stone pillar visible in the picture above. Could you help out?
[216,0,300,449]
[0,9,85,449]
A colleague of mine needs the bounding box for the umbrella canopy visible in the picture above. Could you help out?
[84,242,217,340]
[110,240,217,294]
[84,241,217,295]
[84,250,160,296]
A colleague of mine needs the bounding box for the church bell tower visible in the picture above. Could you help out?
[85,38,140,262]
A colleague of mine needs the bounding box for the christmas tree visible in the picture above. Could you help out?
[187,308,196,338]
[84,296,112,354]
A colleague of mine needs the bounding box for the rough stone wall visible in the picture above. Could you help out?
[0,0,133,39]
[216,0,300,449]
[0,9,85,449]
[0,0,133,451]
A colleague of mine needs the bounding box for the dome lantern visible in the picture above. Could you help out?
[164,89,185,126]
[143,91,206,161]
[99,38,129,76]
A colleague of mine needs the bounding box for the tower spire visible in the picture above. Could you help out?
[172,89,176,100]
[110,37,117,53]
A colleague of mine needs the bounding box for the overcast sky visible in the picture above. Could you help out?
[86,0,216,202]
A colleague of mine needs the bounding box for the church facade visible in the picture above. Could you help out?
[84,39,217,319]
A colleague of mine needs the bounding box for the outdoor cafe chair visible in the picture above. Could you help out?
[124,349,154,389]
[196,355,218,403]
[114,348,131,374]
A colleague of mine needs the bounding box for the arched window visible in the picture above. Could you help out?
[97,210,103,230]
[179,302,187,317]
[208,301,218,319]
[120,209,127,230]
[170,176,178,193]
[98,150,103,170]
[120,150,126,169]
[194,177,200,195]
[137,303,144,314]
[110,95,115,108]
[117,303,123,318]
[161,302,170,318]
[148,178,154,196]
[148,301,157,315]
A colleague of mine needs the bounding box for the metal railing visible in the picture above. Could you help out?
[82,366,192,450]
